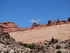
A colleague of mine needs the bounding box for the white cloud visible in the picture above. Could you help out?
[30,18,40,23]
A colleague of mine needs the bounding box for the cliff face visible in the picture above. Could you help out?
[0,22,19,32]
[0,18,70,32]
[0,22,18,28]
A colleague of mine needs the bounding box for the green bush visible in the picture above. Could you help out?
[56,50,62,53]
[49,38,58,44]
[23,43,35,49]
[14,52,17,53]
[56,45,61,49]
[0,50,2,53]
[18,42,35,49]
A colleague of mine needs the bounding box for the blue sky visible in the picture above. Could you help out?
[0,0,70,28]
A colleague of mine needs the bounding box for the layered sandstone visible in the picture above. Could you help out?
[56,19,67,25]
[0,22,18,28]
[47,20,56,26]
[0,22,18,32]
[10,23,70,43]
[0,18,70,32]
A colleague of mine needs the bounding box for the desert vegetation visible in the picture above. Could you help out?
[0,32,70,53]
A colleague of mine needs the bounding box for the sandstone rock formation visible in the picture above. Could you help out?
[0,18,70,53]
[42,24,47,27]
[67,17,70,22]
[31,22,47,29]
[0,18,70,32]
[31,22,41,29]
[56,19,67,25]
[0,22,18,28]
[0,22,18,32]
[18,27,31,31]
[47,18,69,26]
[10,23,70,43]
[47,20,57,26]
[0,26,3,32]
[32,22,41,27]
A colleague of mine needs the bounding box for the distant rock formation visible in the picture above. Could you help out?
[57,19,67,25]
[32,22,38,27]
[0,22,18,28]
[32,22,41,27]
[32,22,47,28]
[47,18,70,26]
[42,24,47,27]
[0,22,18,32]
[0,17,70,32]
[47,20,56,26]
[67,17,70,22]
[31,22,41,29]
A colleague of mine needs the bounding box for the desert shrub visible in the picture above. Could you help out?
[4,50,9,53]
[23,43,35,49]
[56,50,62,53]
[56,45,61,49]
[19,42,35,49]
[0,50,2,53]
[64,47,68,49]
[49,38,58,44]
[14,52,17,53]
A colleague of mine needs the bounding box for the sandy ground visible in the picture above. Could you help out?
[10,24,70,44]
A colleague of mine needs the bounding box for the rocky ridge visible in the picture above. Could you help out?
[0,18,70,32]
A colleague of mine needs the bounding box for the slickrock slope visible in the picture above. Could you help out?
[10,23,70,44]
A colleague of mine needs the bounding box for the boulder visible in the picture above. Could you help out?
[43,24,47,27]
[57,19,66,25]
[47,20,57,26]
[1,22,18,28]
[67,17,70,22]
